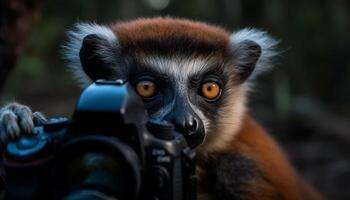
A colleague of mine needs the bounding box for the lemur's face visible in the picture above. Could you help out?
[127,54,233,148]
[64,18,277,150]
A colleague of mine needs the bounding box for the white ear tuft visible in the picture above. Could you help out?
[230,28,279,79]
[61,23,117,87]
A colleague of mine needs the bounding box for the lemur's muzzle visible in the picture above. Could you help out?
[164,97,205,148]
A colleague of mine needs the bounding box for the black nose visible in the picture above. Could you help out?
[173,116,199,134]
[185,117,198,132]
[170,115,205,148]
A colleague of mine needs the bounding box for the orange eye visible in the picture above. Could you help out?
[136,80,157,98]
[201,82,221,100]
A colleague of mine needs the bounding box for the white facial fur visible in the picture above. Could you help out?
[136,55,215,131]
[135,54,250,153]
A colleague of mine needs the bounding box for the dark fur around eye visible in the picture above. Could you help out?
[189,72,225,103]
[133,75,160,101]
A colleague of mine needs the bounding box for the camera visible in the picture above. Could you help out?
[1,80,197,200]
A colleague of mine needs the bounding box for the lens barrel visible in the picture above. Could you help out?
[57,136,141,200]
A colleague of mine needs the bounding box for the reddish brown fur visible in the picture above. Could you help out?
[111,17,230,56]
[213,114,324,200]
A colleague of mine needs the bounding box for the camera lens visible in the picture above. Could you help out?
[66,153,126,198]
[57,136,141,200]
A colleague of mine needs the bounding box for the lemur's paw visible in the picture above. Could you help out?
[0,103,47,144]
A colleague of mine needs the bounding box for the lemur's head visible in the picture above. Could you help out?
[63,17,278,152]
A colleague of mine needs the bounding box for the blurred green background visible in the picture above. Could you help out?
[1,0,350,199]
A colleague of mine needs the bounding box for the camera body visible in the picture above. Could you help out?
[1,80,197,200]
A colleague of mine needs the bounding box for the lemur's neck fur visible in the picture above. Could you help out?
[197,113,323,200]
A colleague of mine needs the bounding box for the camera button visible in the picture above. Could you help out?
[147,120,174,140]
[16,137,39,149]
[7,135,50,158]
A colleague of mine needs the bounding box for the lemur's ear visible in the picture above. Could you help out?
[229,28,279,82]
[80,34,118,81]
[62,23,122,87]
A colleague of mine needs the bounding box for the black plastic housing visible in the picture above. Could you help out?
[1,80,197,200]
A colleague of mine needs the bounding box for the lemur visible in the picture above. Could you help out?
[0,17,324,200]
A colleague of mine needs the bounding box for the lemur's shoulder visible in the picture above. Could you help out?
[198,114,324,200]
[233,115,324,200]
